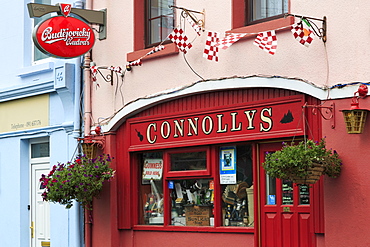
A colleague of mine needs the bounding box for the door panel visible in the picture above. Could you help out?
[31,164,50,247]
[259,142,315,247]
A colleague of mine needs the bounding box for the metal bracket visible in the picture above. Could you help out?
[285,13,327,42]
[169,5,205,28]
[303,102,335,129]
[27,3,107,40]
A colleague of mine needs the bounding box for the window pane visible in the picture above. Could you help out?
[170,179,214,226]
[282,180,293,205]
[170,151,206,171]
[31,142,50,158]
[221,145,254,227]
[139,152,164,225]
[299,184,310,205]
[249,0,288,23]
[147,0,174,47]
[33,0,51,61]
[149,18,161,45]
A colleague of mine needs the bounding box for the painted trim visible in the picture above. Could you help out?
[17,62,54,78]
[104,76,353,133]
[0,81,54,103]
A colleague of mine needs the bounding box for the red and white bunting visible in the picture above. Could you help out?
[90,65,98,81]
[203,31,220,62]
[185,15,202,36]
[169,28,192,54]
[217,33,247,50]
[146,45,165,56]
[127,59,142,66]
[254,30,277,55]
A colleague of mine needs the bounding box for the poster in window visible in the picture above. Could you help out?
[142,159,163,180]
[220,147,237,184]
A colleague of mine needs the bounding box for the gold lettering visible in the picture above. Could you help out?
[260,108,273,132]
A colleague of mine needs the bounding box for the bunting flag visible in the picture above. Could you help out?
[203,31,220,62]
[185,15,202,36]
[217,33,247,50]
[90,65,98,81]
[169,28,193,53]
[127,59,142,66]
[146,45,165,56]
[254,30,277,55]
[291,19,314,47]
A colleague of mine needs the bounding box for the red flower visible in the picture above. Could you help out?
[75,159,82,164]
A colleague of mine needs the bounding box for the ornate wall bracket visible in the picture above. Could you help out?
[303,102,335,129]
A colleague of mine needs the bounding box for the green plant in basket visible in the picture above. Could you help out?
[40,154,115,210]
[263,138,342,183]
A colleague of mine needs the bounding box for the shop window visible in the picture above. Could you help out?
[137,144,254,230]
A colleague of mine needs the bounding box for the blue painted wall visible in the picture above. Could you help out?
[0,1,85,246]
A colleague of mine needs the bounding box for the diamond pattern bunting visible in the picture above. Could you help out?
[169,28,193,54]
[254,30,277,55]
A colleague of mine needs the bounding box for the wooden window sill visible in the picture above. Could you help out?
[227,16,295,39]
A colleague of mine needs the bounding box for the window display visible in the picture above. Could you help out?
[137,144,254,229]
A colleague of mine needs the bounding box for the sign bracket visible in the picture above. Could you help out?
[27,3,107,40]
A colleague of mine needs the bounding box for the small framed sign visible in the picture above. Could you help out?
[219,146,237,184]
[142,159,163,180]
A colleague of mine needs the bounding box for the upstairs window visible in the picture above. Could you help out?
[33,0,51,62]
[246,0,288,25]
[146,0,175,47]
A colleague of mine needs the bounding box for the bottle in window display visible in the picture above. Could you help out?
[224,204,232,226]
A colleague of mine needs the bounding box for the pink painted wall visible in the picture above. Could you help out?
[321,97,370,247]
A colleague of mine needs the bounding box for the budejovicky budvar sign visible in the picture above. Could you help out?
[32,3,95,58]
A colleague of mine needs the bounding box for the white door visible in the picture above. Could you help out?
[30,138,51,247]
[31,162,50,247]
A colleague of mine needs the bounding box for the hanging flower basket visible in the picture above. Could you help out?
[39,154,115,210]
[263,138,342,185]
[290,161,325,184]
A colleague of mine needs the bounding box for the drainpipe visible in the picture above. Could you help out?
[74,1,86,247]
[82,0,93,245]
[83,54,93,247]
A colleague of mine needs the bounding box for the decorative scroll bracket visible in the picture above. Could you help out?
[169,5,205,28]
[285,13,327,42]
[303,102,335,129]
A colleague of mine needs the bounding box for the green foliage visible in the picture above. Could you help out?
[40,154,115,210]
[263,138,342,181]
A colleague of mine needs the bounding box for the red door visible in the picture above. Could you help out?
[259,142,315,247]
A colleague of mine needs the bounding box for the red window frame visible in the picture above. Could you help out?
[127,0,179,62]
[166,147,212,177]
[132,144,255,233]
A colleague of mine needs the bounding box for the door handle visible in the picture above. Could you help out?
[30,221,34,238]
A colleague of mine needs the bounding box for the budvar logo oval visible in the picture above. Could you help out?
[33,16,95,58]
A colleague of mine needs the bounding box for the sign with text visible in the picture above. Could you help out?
[142,159,163,180]
[129,96,305,151]
[220,146,237,184]
[33,15,95,58]
[0,94,49,133]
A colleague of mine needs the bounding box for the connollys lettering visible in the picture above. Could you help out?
[128,97,305,150]
[146,108,273,144]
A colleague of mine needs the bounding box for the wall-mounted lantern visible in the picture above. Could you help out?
[340,85,369,134]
